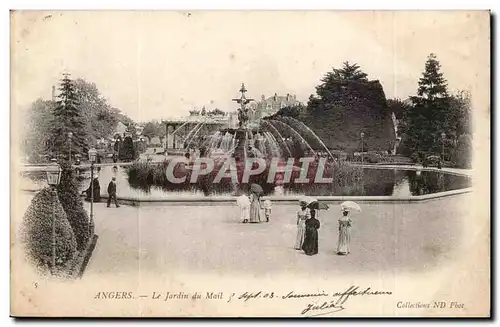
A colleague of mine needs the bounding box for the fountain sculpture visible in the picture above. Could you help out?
[128,83,363,196]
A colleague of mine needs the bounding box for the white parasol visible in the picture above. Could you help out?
[340,201,362,212]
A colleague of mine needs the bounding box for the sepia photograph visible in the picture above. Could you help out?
[9,10,490,317]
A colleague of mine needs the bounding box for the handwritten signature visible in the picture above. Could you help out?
[301,300,346,316]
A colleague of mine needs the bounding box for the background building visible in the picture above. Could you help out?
[250,93,302,119]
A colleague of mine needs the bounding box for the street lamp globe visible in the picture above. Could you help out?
[360,131,365,138]
[67,132,73,139]
[88,147,97,163]
[441,132,446,139]
[46,161,62,186]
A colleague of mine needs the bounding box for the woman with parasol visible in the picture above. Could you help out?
[249,183,264,223]
[301,197,323,256]
[336,201,361,255]
[294,197,311,250]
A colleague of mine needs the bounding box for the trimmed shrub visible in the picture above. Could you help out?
[56,163,90,250]
[21,187,77,273]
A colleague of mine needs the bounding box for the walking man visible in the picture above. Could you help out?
[107,177,120,208]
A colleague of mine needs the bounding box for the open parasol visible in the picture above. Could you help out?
[250,183,264,195]
[340,201,362,212]
[299,196,316,205]
[308,201,330,210]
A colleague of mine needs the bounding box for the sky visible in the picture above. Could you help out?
[11,11,490,122]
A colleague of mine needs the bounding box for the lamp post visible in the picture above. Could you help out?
[88,147,97,236]
[67,132,73,165]
[46,160,62,274]
[360,131,365,165]
[441,132,446,162]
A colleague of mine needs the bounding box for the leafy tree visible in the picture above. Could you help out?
[22,99,56,163]
[445,90,473,142]
[48,74,88,160]
[406,53,450,154]
[56,162,90,250]
[21,76,135,162]
[142,121,163,138]
[72,78,134,144]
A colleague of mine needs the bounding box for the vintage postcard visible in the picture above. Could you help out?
[10,10,490,317]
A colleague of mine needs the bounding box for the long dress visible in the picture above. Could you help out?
[302,213,320,256]
[249,193,262,223]
[294,207,310,249]
[336,216,352,255]
[85,179,101,202]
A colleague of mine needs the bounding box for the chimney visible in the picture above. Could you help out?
[286,93,290,101]
[293,94,296,100]
[261,94,265,101]
[274,93,278,101]
[51,85,55,101]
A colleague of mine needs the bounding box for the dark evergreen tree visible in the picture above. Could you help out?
[406,53,450,154]
[48,74,88,161]
[329,61,368,82]
[119,136,136,161]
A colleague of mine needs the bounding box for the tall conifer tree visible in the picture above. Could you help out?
[48,74,88,159]
[407,53,450,153]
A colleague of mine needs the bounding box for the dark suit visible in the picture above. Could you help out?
[107,181,119,207]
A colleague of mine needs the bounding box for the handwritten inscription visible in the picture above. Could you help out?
[92,285,392,316]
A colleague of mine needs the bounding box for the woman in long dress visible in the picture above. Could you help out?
[301,209,320,255]
[337,210,352,255]
[249,191,262,223]
[294,201,310,249]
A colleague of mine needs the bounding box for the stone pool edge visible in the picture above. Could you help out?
[19,187,473,206]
